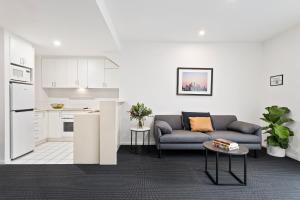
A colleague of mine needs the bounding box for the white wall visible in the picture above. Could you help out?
[118,42,263,144]
[262,25,300,161]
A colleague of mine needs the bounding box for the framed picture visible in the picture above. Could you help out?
[270,74,283,86]
[177,67,213,96]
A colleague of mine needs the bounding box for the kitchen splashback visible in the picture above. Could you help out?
[36,88,119,109]
[44,88,119,99]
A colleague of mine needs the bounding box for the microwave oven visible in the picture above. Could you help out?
[10,64,32,83]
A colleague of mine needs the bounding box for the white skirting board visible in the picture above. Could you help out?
[286,151,300,162]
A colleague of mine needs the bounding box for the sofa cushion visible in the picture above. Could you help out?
[160,130,211,143]
[210,115,237,130]
[210,131,260,144]
[155,120,172,134]
[227,121,260,134]
[154,115,183,130]
[189,117,214,132]
[182,112,211,130]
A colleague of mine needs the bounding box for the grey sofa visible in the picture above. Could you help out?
[154,115,262,157]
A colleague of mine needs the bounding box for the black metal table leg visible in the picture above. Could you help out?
[135,131,137,153]
[205,150,247,186]
[216,152,219,185]
[244,154,247,185]
[229,154,232,172]
[142,132,145,146]
[205,149,208,171]
[130,131,133,152]
[148,130,150,152]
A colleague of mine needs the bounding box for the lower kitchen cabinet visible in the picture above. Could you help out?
[33,111,48,145]
[47,111,63,139]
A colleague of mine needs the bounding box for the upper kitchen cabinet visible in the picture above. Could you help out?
[42,58,78,88]
[77,59,88,89]
[87,59,105,88]
[41,57,119,89]
[9,35,35,68]
[104,68,120,88]
[103,59,120,88]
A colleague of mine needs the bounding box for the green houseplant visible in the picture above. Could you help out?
[129,102,152,129]
[261,106,294,157]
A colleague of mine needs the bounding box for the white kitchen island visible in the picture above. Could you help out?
[73,99,124,165]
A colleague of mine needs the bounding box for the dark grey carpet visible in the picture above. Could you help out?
[0,146,300,200]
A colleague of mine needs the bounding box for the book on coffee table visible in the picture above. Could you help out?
[212,138,239,151]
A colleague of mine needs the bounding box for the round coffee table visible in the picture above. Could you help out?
[203,140,249,186]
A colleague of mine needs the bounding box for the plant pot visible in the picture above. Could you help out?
[267,146,286,157]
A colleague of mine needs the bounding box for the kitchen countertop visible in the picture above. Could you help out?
[35,108,97,112]
[74,111,100,115]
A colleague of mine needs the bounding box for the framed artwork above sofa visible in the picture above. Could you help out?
[177,67,213,96]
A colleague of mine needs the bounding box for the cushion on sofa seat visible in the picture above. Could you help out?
[155,120,172,134]
[160,130,211,143]
[189,117,214,132]
[227,120,260,134]
[182,112,211,130]
[210,131,260,143]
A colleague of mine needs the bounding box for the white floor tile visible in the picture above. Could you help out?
[10,142,74,165]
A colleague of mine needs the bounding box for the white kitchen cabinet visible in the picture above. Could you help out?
[41,57,119,89]
[77,59,88,88]
[42,58,78,88]
[41,59,57,88]
[33,111,48,145]
[47,111,62,139]
[10,35,34,68]
[104,68,120,88]
[59,59,78,88]
[87,59,105,88]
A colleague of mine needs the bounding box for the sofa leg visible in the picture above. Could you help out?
[254,150,258,158]
[158,149,162,158]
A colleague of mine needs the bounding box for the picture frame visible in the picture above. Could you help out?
[177,67,213,96]
[270,74,283,86]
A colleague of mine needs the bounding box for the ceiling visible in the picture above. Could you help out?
[105,0,300,42]
[1,0,300,56]
[0,0,118,55]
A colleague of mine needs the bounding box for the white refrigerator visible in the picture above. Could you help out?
[10,82,34,159]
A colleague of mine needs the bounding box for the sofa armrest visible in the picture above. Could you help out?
[254,128,262,145]
[227,120,261,135]
[153,123,162,149]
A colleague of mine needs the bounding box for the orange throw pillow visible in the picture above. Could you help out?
[189,117,214,132]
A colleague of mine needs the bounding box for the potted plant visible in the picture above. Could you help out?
[129,102,152,129]
[261,106,294,157]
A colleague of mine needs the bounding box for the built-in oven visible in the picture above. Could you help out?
[10,64,32,83]
[61,113,74,137]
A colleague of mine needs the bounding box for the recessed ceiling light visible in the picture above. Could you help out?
[53,40,61,47]
[198,29,206,36]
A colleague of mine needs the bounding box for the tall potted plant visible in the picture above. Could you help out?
[129,102,152,129]
[261,106,294,157]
